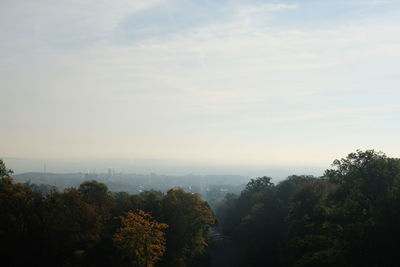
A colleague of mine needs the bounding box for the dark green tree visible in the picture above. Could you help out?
[161,189,216,266]
[0,160,46,266]
[323,150,400,266]
[0,159,13,179]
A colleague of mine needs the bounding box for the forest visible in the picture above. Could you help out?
[1,150,400,267]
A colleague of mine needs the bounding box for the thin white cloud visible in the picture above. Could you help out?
[366,0,395,6]
[0,0,164,46]
[237,3,298,17]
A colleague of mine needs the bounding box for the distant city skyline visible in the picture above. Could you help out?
[1,0,400,170]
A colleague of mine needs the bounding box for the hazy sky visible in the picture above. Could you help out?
[1,0,400,170]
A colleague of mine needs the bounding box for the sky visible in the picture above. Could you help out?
[1,0,400,174]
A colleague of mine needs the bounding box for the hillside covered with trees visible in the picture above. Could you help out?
[2,150,400,266]
[214,150,400,266]
[0,160,215,267]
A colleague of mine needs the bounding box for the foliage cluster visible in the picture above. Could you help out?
[216,150,400,267]
[0,162,216,267]
[113,210,167,267]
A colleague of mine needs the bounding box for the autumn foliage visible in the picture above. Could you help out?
[113,210,168,267]
[0,160,216,267]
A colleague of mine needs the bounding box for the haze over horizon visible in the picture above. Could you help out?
[3,156,326,180]
[2,0,400,173]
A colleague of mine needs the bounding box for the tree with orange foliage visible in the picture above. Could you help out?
[113,210,168,267]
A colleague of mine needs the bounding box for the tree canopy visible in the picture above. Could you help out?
[216,150,400,267]
[113,210,167,267]
[0,159,216,267]
[3,150,400,267]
